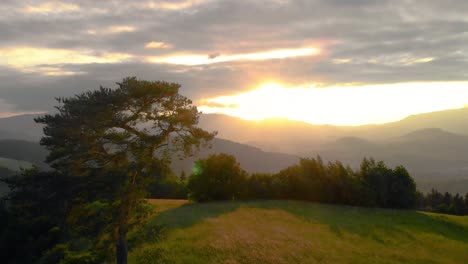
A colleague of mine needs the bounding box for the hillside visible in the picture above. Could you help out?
[128,199,468,264]
[198,108,468,153]
[0,138,298,175]
[171,138,299,174]
[0,114,42,141]
[0,139,48,164]
[1,111,468,193]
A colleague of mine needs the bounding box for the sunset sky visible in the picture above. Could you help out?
[1,0,468,125]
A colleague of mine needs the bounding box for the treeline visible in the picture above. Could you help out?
[185,154,468,215]
[187,154,418,209]
[417,189,468,215]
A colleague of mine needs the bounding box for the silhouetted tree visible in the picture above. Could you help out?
[35,77,215,264]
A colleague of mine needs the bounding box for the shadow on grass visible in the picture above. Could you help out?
[128,201,241,250]
[146,200,468,244]
[249,200,468,244]
[151,201,242,229]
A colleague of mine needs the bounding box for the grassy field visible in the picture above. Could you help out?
[128,199,468,264]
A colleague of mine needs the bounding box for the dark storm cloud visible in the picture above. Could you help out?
[1,0,468,114]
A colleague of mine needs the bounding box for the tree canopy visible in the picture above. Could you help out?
[35,77,215,264]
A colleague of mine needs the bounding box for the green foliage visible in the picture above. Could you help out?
[147,172,187,199]
[188,155,418,210]
[187,154,248,202]
[419,189,468,215]
[360,158,417,208]
[0,167,71,263]
[33,77,214,263]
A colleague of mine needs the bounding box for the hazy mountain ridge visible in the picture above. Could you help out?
[0,114,43,141]
[1,108,468,192]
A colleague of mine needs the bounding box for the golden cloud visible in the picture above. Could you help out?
[147,47,320,65]
[21,1,80,14]
[1,47,133,75]
[107,26,136,34]
[144,0,207,10]
[145,41,172,49]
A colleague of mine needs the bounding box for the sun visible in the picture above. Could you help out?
[198,81,468,126]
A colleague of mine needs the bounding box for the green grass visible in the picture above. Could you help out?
[129,200,468,264]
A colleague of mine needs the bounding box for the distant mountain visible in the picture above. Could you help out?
[1,109,468,193]
[199,108,468,154]
[198,114,344,154]
[0,139,48,164]
[354,107,468,140]
[316,128,468,193]
[0,138,298,176]
[171,137,299,175]
[0,114,43,141]
[3,108,468,151]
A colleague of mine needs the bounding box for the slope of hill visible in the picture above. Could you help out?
[198,114,344,153]
[0,139,48,164]
[1,110,467,192]
[172,137,299,174]
[0,138,298,175]
[357,107,468,140]
[0,114,43,141]
[0,166,14,196]
[129,199,468,264]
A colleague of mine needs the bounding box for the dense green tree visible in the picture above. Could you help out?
[35,77,215,264]
[0,168,72,263]
[387,165,417,208]
[147,172,188,199]
[246,173,275,199]
[419,189,468,215]
[188,154,247,202]
[358,158,416,208]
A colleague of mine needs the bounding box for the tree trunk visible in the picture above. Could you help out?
[116,229,128,264]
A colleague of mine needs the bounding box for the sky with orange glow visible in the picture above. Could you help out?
[1,0,468,124]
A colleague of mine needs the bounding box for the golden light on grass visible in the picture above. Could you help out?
[1,47,132,75]
[199,82,468,126]
[148,47,320,65]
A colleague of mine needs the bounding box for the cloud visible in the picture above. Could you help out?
[0,47,133,75]
[1,0,468,121]
[147,47,320,65]
[143,0,210,10]
[0,98,44,118]
[145,41,172,49]
[21,1,80,14]
[106,25,136,34]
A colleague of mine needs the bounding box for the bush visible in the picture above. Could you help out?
[187,154,248,202]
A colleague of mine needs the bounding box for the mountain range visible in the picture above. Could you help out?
[1,108,467,193]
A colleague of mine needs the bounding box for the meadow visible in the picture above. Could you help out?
[128,199,468,264]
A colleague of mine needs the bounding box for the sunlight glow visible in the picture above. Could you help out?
[148,47,320,65]
[199,82,468,126]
